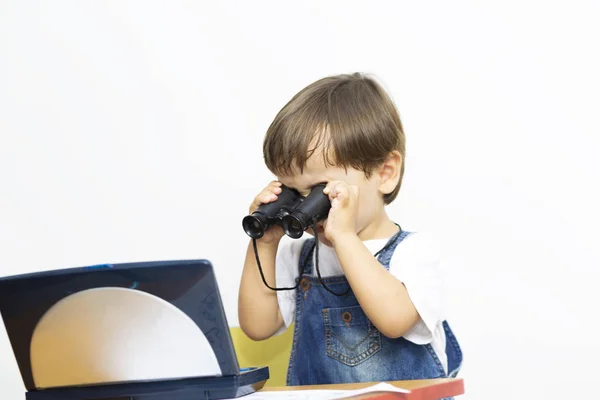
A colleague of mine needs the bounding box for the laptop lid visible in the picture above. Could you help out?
[0,259,240,391]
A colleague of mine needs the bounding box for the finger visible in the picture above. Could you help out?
[322,181,336,194]
[329,182,351,203]
[261,190,278,203]
[262,181,282,198]
[335,187,350,207]
[323,180,343,197]
[253,190,277,208]
[266,180,282,192]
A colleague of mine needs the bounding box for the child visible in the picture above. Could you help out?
[238,73,462,386]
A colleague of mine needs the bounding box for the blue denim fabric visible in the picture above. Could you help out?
[286,230,463,390]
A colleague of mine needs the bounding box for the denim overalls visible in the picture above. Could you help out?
[286,230,463,388]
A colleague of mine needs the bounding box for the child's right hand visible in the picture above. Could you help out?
[248,180,285,245]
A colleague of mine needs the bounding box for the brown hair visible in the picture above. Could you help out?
[263,72,406,204]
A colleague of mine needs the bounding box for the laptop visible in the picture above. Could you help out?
[0,259,269,400]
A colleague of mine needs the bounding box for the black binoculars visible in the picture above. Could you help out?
[242,184,331,239]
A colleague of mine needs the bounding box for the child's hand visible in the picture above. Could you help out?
[322,181,359,244]
[248,181,285,245]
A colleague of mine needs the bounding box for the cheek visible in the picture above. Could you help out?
[357,182,379,207]
[354,190,379,226]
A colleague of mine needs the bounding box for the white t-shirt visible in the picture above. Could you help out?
[274,231,448,373]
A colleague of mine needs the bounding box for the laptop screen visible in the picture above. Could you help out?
[0,260,240,390]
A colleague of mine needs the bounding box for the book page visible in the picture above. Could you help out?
[244,382,410,399]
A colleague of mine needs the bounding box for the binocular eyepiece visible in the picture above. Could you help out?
[242,184,331,239]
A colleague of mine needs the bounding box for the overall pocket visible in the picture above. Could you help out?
[322,305,381,367]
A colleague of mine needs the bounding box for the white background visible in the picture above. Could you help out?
[1,1,599,399]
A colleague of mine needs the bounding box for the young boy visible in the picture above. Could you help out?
[238,73,462,386]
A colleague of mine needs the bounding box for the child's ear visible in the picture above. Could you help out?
[377,150,402,195]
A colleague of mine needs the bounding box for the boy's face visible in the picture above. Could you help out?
[277,149,386,247]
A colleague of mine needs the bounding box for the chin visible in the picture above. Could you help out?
[306,228,333,247]
[317,236,333,247]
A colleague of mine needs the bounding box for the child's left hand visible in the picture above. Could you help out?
[322,181,359,244]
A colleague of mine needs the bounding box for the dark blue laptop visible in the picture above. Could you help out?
[0,259,269,400]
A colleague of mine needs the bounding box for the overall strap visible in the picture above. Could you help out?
[376,229,412,270]
[297,226,410,276]
[298,238,316,276]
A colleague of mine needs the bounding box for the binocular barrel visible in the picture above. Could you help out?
[242,184,330,239]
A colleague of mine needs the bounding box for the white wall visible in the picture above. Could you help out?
[1,1,599,399]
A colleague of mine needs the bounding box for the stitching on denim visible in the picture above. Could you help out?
[325,342,381,366]
[323,308,332,354]
[324,328,381,367]
[305,275,351,284]
[443,321,463,377]
[324,305,368,326]
[286,284,303,385]
[444,322,463,360]
[328,326,374,351]
[323,306,373,349]
[425,343,447,378]
[287,241,314,386]
[323,308,381,367]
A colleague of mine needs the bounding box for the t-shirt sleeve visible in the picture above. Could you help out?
[388,232,444,345]
[273,236,306,335]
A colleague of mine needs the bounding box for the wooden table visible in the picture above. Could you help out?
[260,378,464,399]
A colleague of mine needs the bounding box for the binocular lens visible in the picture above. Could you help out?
[282,215,304,239]
[242,215,266,239]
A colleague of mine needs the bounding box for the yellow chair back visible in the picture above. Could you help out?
[230,326,294,387]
